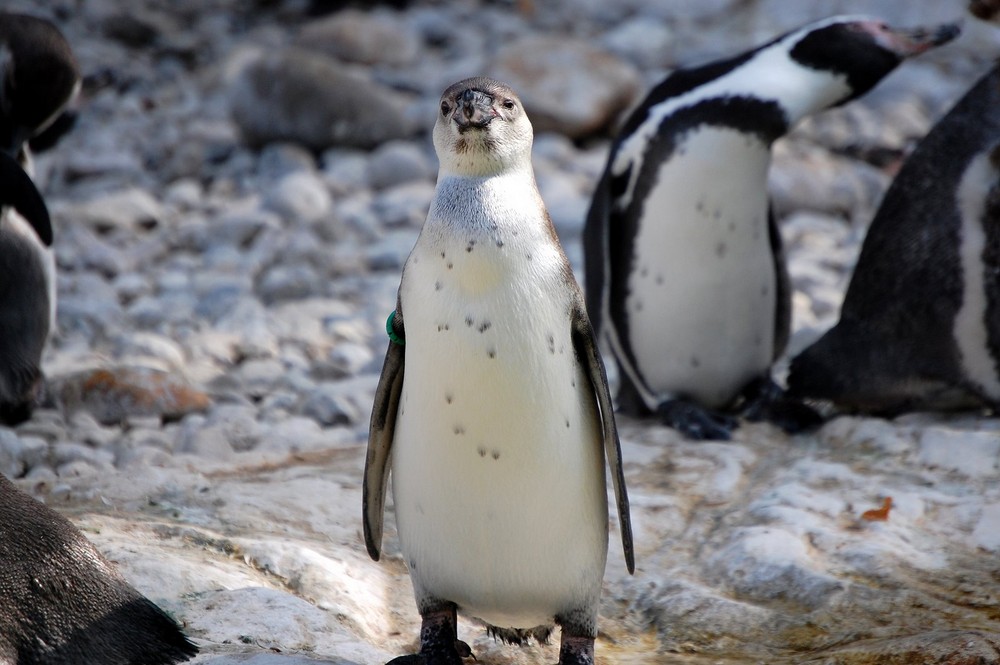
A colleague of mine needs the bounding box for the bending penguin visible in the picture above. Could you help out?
[583,15,960,439]
[0,474,198,664]
[365,77,633,665]
[787,60,1000,414]
[0,11,80,424]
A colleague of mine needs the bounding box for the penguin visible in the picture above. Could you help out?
[365,77,633,665]
[0,11,79,424]
[787,63,1000,414]
[0,474,199,664]
[0,11,81,158]
[0,152,53,424]
[583,16,960,439]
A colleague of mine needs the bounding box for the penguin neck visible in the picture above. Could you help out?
[431,161,546,234]
[736,42,854,123]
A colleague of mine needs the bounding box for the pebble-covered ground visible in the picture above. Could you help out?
[4,0,1000,663]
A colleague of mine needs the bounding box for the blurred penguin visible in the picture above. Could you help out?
[0,474,199,664]
[0,12,79,424]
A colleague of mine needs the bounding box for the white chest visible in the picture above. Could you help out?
[624,127,776,407]
[2,209,56,334]
[954,151,1000,401]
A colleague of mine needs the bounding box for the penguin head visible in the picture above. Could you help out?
[788,16,960,106]
[0,12,80,156]
[433,76,533,177]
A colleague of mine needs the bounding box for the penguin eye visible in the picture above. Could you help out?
[440,101,450,116]
[501,99,516,111]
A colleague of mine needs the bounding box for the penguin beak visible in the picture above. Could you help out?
[453,88,496,132]
[873,21,961,57]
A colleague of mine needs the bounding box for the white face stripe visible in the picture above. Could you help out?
[954,149,1000,400]
[611,15,866,209]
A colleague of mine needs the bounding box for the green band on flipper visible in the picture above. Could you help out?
[386,312,404,346]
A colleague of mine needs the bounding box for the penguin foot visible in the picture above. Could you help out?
[386,656,425,665]
[656,399,738,440]
[390,605,472,665]
[556,634,594,665]
[386,641,473,665]
[740,377,824,433]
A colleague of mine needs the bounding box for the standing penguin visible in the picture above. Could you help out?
[0,11,79,424]
[583,16,960,439]
[787,63,1000,414]
[365,77,633,665]
[0,474,199,664]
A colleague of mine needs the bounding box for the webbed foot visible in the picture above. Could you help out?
[656,398,738,440]
[740,377,823,433]
[389,604,473,665]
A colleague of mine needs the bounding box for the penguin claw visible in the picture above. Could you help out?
[656,399,738,440]
[454,640,476,660]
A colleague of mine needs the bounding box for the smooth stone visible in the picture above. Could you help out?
[295,9,421,66]
[229,48,417,151]
[52,367,212,425]
[263,171,333,222]
[366,140,434,190]
[489,35,642,138]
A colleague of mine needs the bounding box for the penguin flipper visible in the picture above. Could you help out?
[582,165,612,338]
[571,302,634,574]
[767,204,791,361]
[364,308,405,561]
[0,150,52,245]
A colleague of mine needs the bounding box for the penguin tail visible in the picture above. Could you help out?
[89,597,199,665]
[486,624,553,647]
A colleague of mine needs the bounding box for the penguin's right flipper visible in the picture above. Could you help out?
[0,150,52,245]
[581,163,612,337]
[768,205,792,360]
[363,306,405,561]
[656,399,738,441]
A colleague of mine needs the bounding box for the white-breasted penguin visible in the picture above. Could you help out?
[787,61,1000,414]
[0,474,199,664]
[365,77,633,665]
[0,152,53,424]
[583,16,960,439]
[0,11,79,424]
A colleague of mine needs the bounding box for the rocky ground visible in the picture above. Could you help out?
[3,0,1000,663]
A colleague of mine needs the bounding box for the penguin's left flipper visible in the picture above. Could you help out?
[0,150,52,245]
[364,306,406,561]
[571,302,635,574]
[739,376,824,434]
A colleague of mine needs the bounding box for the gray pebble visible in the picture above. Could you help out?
[263,171,333,222]
[229,48,417,151]
[366,140,435,190]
